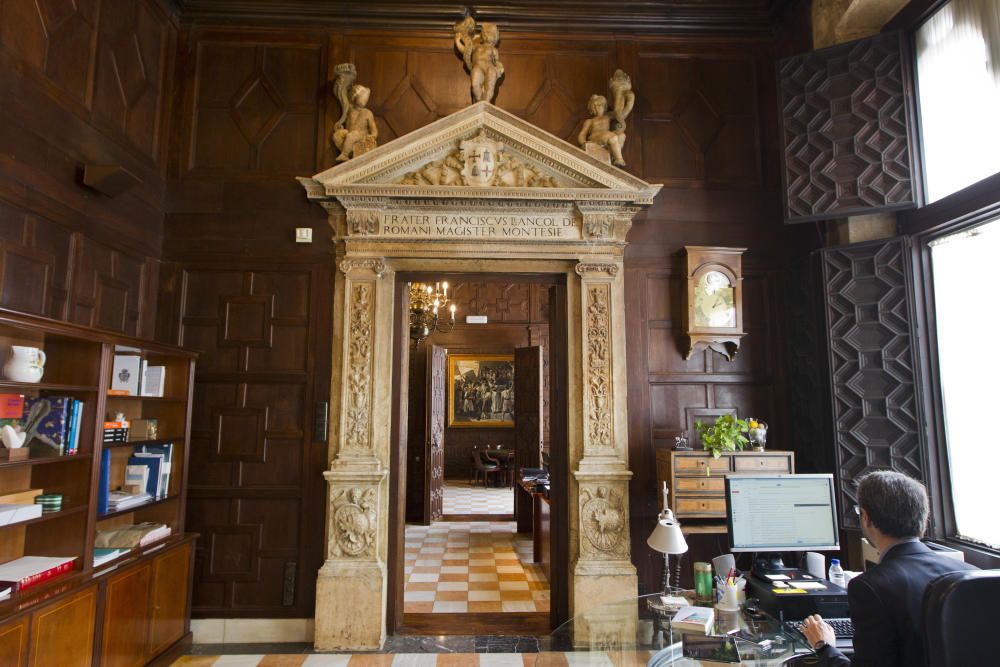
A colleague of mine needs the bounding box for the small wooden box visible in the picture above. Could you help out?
[0,448,30,461]
[0,487,43,504]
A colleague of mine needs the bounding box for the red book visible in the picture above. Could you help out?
[0,557,76,593]
[0,394,23,419]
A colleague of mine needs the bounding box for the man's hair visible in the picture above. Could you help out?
[857,470,929,539]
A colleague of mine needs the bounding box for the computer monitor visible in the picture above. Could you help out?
[725,474,840,553]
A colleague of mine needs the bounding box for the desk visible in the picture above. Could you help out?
[539,594,809,666]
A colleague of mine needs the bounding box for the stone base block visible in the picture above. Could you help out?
[571,569,638,649]
[572,565,637,616]
[314,560,386,651]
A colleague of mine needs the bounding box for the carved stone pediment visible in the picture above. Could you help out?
[300,102,660,204]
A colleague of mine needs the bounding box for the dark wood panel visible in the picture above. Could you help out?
[102,563,152,667]
[178,266,324,617]
[0,615,28,667]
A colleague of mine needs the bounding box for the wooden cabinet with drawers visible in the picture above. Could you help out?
[656,450,795,526]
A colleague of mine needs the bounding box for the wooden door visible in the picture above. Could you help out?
[514,346,544,533]
[148,543,191,659]
[425,345,446,522]
[101,563,152,667]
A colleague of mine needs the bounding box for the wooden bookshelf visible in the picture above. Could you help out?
[0,308,196,666]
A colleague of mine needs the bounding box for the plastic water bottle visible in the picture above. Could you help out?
[828,558,846,588]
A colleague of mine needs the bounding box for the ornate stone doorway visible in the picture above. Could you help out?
[299,102,660,650]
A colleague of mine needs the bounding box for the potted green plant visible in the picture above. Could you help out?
[694,415,749,469]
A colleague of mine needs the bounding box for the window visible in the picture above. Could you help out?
[915,0,1000,202]
[928,217,1000,549]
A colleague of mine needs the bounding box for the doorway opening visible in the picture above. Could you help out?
[388,272,568,635]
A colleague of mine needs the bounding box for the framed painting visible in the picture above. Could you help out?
[447,354,515,428]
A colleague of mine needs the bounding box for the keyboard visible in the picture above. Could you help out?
[788,617,855,638]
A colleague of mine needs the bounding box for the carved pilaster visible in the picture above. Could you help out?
[339,258,387,277]
[339,281,377,458]
[582,283,614,454]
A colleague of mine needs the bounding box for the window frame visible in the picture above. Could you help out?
[900,0,1000,565]
[902,172,1000,566]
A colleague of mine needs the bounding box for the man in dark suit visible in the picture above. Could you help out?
[802,470,977,666]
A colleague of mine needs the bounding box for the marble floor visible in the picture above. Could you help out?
[404,521,549,613]
[442,480,514,516]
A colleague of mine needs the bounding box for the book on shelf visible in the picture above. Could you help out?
[140,363,165,397]
[671,605,715,633]
[103,420,130,444]
[95,522,171,549]
[23,396,72,456]
[0,556,76,593]
[127,453,162,498]
[97,448,111,514]
[65,399,82,455]
[124,465,149,495]
[0,394,24,419]
[132,442,172,498]
[111,354,142,396]
[0,503,42,526]
[93,548,130,568]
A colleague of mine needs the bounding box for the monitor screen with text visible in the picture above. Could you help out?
[726,474,840,552]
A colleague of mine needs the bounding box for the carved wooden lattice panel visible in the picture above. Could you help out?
[822,237,926,528]
[426,345,446,521]
[779,32,919,223]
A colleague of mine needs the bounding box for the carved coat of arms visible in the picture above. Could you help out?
[460,131,502,187]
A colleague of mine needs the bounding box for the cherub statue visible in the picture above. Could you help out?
[453,17,504,103]
[331,64,377,162]
[578,69,635,167]
[578,94,627,167]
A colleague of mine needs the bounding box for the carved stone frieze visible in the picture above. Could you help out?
[330,486,378,559]
[583,213,614,239]
[579,485,628,558]
[339,258,387,276]
[585,285,614,452]
[576,262,620,277]
[343,283,376,453]
[399,144,558,189]
[346,209,380,235]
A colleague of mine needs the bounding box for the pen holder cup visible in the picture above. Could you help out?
[719,583,740,611]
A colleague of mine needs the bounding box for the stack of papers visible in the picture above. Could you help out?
[93,548,130,568]
[106,491,152,512]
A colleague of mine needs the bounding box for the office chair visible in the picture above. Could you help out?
[923,569,1000,666]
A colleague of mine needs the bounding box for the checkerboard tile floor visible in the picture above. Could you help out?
[442,480,514,516]
[404,521,549,613]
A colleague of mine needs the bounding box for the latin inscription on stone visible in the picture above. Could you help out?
[377,212,580,240]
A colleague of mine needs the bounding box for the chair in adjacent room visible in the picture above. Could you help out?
[923,569,1000,666]
[471,449,501,488]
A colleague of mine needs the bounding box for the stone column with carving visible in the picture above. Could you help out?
[572,259,637,620]
[315,257,393,650]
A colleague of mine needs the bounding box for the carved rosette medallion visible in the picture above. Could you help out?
[579,485,627,557]
[584,285,614,451]
[343,283,375,453]
[330,486,378,558]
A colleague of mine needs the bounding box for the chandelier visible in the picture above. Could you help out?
[409,282,456,344]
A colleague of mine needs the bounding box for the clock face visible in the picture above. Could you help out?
[693,271,736,328]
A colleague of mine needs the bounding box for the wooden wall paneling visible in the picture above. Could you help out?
[179,266,323,617]
[634,41,762,189]
[183,31,326,175]
[0,615,28,667]
[92,0,171,160]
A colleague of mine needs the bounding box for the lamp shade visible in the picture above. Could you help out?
[647,516,688,555]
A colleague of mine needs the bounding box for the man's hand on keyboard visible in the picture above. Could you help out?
[801,614,836,651]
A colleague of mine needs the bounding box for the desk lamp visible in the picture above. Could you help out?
[647,483,688,595]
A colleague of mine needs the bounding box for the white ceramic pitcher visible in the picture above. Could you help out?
[4,345,46,383]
